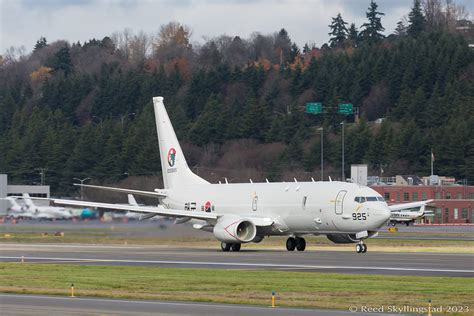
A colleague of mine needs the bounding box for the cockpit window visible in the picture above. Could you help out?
[355,196,384,203]
[354,197,366,203]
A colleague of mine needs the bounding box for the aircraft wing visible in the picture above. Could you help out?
[52,198,217,220]
[388,199,434,212]
[74,184,166,198]
[390,217,413,222]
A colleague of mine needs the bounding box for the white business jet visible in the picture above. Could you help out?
[22,193,72,220]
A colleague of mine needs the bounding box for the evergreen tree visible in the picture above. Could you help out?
[328,13,348,48]
[289,42,300,63]
[274,28,292,64]
[302,43,311,54]
[48,46,74,77]
[33,36,48,51]
[347,23,359,47]
[360,1,385,43]
[394,21,407,36]
[407,0,426,37]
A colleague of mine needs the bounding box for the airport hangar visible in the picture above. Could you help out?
[0,174,50,216]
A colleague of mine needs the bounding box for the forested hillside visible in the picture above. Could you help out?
[1,0,473,195]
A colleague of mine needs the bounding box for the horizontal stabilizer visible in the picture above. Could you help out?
[74,184,166,198]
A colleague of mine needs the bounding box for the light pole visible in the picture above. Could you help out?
[35,168,48,185]
[340,121,345,182]
[73,177,90,200]
[317,127,324,181]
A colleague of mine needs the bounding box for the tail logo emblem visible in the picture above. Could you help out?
[168,148,176,167]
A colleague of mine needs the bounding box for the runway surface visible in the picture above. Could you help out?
[0,243,472,277]
[0,294,396,316]
[2,220,473,240]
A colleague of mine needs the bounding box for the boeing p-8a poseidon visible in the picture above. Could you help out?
[53,97,393,253]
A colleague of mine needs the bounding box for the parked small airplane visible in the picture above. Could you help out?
[388,201,434,226]
[51,97,430,253]
[4,196,35,219]
[111,194,146,220]
[21,193,73,220]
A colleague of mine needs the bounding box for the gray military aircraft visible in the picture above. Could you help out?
[52,97,404,253]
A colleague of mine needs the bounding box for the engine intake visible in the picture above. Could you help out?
[213,217,257,243]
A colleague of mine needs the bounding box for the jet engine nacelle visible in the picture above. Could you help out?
[326,231,378,244]
[213,216,257,243]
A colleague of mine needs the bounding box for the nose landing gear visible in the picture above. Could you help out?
[355,242,367,253]
[286,237,306,251]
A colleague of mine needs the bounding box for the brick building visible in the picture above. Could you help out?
[371,184,474,224]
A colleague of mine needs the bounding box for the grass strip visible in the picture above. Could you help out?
[1,233,473,253]
[0,263,472,310]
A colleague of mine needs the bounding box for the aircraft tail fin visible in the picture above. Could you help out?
[127,194,138,206]
[5,197,21,209]
[22,193,35,208]
[153,97,209,189]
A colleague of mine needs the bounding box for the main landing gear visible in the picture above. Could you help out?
[286,237,306,251]
[221,242,241,252]
[355,242,367,254]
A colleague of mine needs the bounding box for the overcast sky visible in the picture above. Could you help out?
[1,0,472,54]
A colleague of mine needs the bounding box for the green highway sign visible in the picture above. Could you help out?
[306,102,322,114]
[338,103,353,115]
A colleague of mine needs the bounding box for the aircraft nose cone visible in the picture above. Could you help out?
[372,206,391,228]
[381,207,391,222]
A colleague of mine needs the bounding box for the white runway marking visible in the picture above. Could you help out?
[1,256,473,274]
[0,243,145,249]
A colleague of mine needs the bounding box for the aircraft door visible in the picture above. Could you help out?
[252,195,258,211]
[334,190,347,215]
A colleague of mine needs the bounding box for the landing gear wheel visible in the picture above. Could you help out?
[231,243,241,252]
[286,237,296,251]
[296,237,306,251]
[221,242,231,252]
[355,244,363,253]
[361,244,367,253]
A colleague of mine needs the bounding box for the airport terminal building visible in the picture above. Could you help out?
[0,174,50,215]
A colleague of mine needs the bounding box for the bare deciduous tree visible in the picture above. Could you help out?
[111,28,152,64]
[422,0,468,32]
[153,22,193,62]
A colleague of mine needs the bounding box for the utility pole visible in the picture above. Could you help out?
[341,121,345,182]
[317,127,324,181]
[35,168,48,185]
[73,177,91,200]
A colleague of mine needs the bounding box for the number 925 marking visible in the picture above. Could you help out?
[352,213,367,220]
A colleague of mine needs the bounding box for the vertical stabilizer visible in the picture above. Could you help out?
[6,197,21,209]
[127,194,138,206]
[153,97,209,189]
[22,193,35,208]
